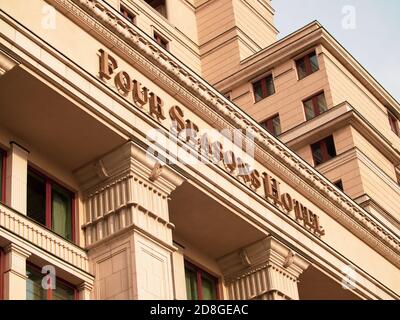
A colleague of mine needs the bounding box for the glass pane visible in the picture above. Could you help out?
[296,59,307,79]
[53,281,75,300]
[52,185,72,240]
[201,275,216,300]
[309,52,319,72]
[325,136,337,159]
[27,171,46,226]
[185,268,198,300]
[26,266,46,300]
[317,93,327,114]
[304,99,315,120]
[253,81,263,102]
[0,150,3,201]
[272,116,281,136]
[311,143,323,165]
[266,76,275,96]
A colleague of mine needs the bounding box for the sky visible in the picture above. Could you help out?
[273,0,400,102]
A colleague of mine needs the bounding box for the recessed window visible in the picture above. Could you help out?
[0,149,5,203]
[185,262,218,300]
[146,0,167,18]
[27,168,75,241]
[334,180,344,191]
[260,114,281,137]
[303,92,327,120]
[154,32,168,50]
[388,110,399,136]
[26,264,76,300]
[120,4,136,24]
[224,92,231,100]
[311,135,337,166]
[296,51,319,80]
[252,74,275,103]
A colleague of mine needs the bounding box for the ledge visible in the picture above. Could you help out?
[0,202,89,272]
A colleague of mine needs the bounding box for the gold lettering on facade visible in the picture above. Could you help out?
[98,48,326,237]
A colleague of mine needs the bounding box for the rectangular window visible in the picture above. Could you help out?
[252,74,275,103]
[303,92,327,120]
[388,111,399,136]
[120,4,136,24]
[26,264,76,300]
[311,135,337,166]
[154,32,168,50]
[334,180,344,191]
[296,51,319,80]
[260,114,281,137]
[185,262,218,300]
[146,0,167,18]
[0,149,6,203]
[27,168,74,241]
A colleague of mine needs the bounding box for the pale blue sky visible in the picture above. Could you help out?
[273,0,400,102]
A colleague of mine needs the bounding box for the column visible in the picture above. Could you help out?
[3,243,31,300]
[5,142,29,214]
[218,236,309,300]
[77,282,93,300]
[75,141,185,300]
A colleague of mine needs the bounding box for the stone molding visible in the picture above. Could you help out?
[74,142,184,248]
[218,237,310,300]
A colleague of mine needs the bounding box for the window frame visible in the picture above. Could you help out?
[388,110,399,136]
[0,148,6,203]
[26,263,77,300]
[120,4,136,25]
[311,135,337,166]
[302,91,328,121]
[295,50,319,80]
[27,166,76,243]
[260,114,281,137]
[252,73,275,103]
[153,31,169,50]
[146,0,167,18]
[185,261,219,300]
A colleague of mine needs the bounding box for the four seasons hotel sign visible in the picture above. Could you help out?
[98,49,326,237]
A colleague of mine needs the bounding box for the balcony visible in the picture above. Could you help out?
[0,202,89,272]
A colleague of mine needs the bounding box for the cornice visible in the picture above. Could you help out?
[44,0,400,265]
[281,101,400,166]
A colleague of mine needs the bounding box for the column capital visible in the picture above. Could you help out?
[218,236,310,300]
[77,281,93,300]
[4,243,31,259]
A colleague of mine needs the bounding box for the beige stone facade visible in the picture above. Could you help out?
[0,0,398,300]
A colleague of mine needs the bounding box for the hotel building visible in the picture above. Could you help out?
[0,0,399,300]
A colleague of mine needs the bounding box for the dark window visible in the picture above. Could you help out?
[120,5,136,24]
[154,32,168,50]
[146,0,167,17]
[388,111,399,136]
[27,168,74,241]
[224,92,231,100]
[252,75,275,103]
[185,262,218,300]
[303,92,327,120]
[0,149,5,203]
[296,51,319,80]
[334,180,344,191]
[26,264,75,300]
[260,114,281,137]
[311,135,337,166]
